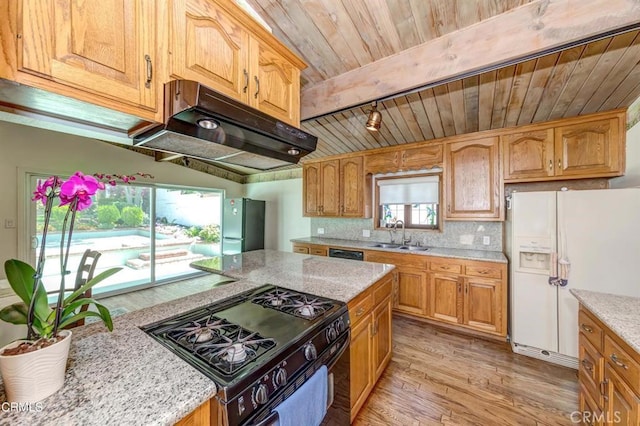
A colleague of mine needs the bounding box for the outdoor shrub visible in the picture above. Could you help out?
[45,206,69,231]
[96,205,121,229]
[186,226,202,238]
[198,224,221,243]
[121,206,144,227]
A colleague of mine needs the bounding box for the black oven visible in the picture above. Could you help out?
[245,331,350,426]
[328,248,364,261]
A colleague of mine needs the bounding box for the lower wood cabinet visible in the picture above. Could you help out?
[578,306,640,425]
[395,268,428,316]
[176,399,210,426]
[291,242,328,256]
[347,273,393,421]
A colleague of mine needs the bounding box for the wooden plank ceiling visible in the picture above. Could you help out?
[242,0,640,165]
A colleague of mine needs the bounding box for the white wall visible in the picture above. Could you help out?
[244,178,310,251]
[0,121,243,277]
[611,122,640,188]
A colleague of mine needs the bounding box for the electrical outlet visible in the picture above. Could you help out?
[4,219,15,229]
[317,228,325,235]
[362,229,371,238]
[483,236,491,245]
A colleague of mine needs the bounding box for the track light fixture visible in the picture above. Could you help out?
[365,101,382,131]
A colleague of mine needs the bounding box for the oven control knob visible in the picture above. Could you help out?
[326,326,338,342]
[304,343,318,361]
[336,318,345,333]
[274,368,287,387]
[254,384,269,405]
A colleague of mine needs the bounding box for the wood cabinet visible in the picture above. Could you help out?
[429,273,462,325]
[348,273,393,421]
[445,136,503,221]
[502,112,625,181]
[578,306,640,425]
[169,0,302,125]
[291,242,328,256]
[14,0,158,116]
[395,268,428,316]
[364,143,443,174]
[463,276,501,334]
[176,399,210,426]
[303,157,369,218]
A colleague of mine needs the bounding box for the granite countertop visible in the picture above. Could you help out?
[290,236,508,263]
[0,250,393,425]
[571,289,640,353]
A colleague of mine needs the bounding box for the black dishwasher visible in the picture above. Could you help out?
[328,248,364,261]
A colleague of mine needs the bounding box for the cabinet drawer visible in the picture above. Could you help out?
[373,277,392,306]
[429,261,462,274]
[465,264,502,279]
[604,335,640,395]
[579,309,603,352]
[365,251,427,269]
[349,291,374,327]
[310,247,327,256]
[292,245,310,254]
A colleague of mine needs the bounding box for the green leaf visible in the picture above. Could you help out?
[95,302,113,331]
[64,267,122,305]
[60,297,99,318]
[3,259,53,325]
[57,310,111,331]
[0,302,28,324]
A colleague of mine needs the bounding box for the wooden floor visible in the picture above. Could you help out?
[354,316,579,426]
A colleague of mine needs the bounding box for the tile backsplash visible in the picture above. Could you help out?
[310,218,503,251]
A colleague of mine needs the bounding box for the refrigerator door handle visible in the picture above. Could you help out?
[548,252,560,286]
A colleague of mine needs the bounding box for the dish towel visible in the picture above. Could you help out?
[274,365,328,426]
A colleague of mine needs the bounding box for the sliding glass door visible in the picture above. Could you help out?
[27,174,223,296]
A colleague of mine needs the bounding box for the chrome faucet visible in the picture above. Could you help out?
[394,220,411,245]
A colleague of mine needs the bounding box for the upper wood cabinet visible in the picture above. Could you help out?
[502,111,624,181]
[364,143,442,174]
[303,157,369,218]
[19,0,157,111]
[169,0,303,126]
[445,137,503,220]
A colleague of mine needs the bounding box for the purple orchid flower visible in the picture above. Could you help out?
[32,176,61,205]
[59,172,106,211]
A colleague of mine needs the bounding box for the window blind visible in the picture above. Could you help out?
[377,175,439,204]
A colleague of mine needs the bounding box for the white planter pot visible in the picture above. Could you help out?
[0,330,72,403]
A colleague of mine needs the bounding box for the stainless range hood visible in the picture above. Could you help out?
[133,80,317,171]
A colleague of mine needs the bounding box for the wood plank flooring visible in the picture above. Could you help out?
[355,316,578,426]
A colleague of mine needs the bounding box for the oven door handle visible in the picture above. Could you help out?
[253,411,279,426]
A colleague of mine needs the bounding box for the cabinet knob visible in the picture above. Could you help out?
[557,159,561,169]
[548,159,552,170]
[355,307,365,317]
[580,324,593,333]
[144,54,153,89]
[581,359,593,372]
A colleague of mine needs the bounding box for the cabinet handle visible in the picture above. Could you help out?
[372,320,378,336]
[610,353,629,369]
[580,324,593,333]
[254,76,260,99]
[557,159,561,169]
[144,54,153,88]
[548,159,552,170]
[447,204,451,213]
[355,307,365,317]
[458,282,462,293]
[581,359,593,372]
[478,270,488,274]
[243,69,249,93]
[600,379,609,401]
[465,283,468,294]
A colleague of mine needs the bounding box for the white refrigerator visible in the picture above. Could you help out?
[509,188,640,368]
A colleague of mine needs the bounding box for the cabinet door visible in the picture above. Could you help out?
[292,244,309,254]
[303,163,321,217]
[400,144,443,171]
[445,137,502,220]
[320,160,340,217]
[502,129,554,180]
[372,296,392,381]
[604,364,639,425]
[21,0,156,108]
[429,273,462,324]
[395,268,428,317]
[170,0,250,102]
[249,38,300,126]
[350,315,373,421]
[555,117,622,177]
[340,157,364,217]
[364,151,399,174]
[463,277,501,333]
[579,383,604,426]
[579,336,604,408]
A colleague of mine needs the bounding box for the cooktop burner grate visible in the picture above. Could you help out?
[252,288,336,320]
[165,314,276,376]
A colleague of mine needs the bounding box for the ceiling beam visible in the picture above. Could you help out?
[300,0,640,120]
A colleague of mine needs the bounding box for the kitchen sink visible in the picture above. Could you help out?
[368,243,402,248]
[399,246,429,251]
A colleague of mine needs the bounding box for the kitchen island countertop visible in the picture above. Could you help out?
[0,250,393,426]
[571,289,640,353]
[290,236,508,263]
